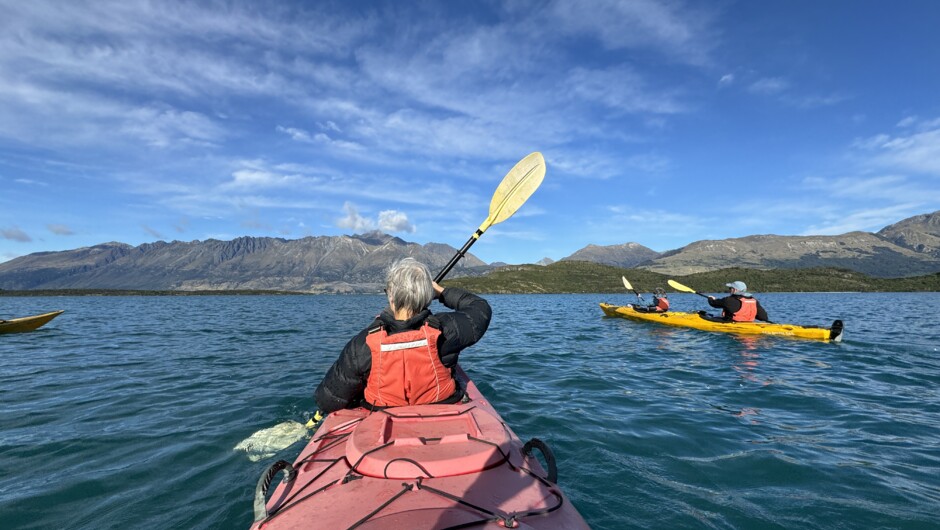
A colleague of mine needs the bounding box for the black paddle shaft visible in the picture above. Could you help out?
[435,230,482,283]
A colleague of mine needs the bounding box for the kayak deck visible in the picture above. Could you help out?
[0,310,64,334]
[250,366,589,529]
[600,303,843,342]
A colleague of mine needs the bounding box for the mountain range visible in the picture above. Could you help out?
[1,211,938,292]
[0,232,486,293]
[577,211,940,278]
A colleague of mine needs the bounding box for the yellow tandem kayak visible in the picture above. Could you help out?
[600,303,843,342]
[0,310,65,334]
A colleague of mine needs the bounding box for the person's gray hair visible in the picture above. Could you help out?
[386,258,434,315]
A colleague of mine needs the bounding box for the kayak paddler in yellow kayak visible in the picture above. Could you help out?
[621,277,669,313]
[706,281,770,322]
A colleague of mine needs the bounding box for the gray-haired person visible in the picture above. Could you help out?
[314,258,492,415]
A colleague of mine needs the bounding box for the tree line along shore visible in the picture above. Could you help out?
[445,263,940,294]
[1,263,939,296]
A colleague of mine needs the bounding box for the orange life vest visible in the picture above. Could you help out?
[654,296,670,312]
[363,321,456,408]
[730,297,758,322]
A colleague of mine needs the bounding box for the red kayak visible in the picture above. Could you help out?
[250,366,589,529]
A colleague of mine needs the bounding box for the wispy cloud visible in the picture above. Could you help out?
[550,150,671,179]
[337,202,375,232]
[565,67,685,114]
[803,175,901,200]
[852,121,940,175]
[2,227,32,242]
[142,224,164,239]
[544,0,717,65]
[223,167,309,190]
[748,77,789,95]
[47,224,75,235]
[13,1,930,267]
[15,178,49,186]
[800,204,925,235]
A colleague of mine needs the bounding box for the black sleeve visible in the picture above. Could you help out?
[708,296,740,319]
[756,301,769,322]
[314,330,371,415]
[435,287,492,367]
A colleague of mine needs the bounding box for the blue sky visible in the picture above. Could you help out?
[2,1,939,266]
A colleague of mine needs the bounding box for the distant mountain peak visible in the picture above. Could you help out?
[350,231,404,246]
[561,242,660,268]
[877,209,940,257]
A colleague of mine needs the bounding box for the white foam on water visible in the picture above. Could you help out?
[234,421,308,462]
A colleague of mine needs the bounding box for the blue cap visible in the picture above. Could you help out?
[725,281,748,293]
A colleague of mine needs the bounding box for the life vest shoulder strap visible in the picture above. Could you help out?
[367,316,439,335]
[366,317,383,335]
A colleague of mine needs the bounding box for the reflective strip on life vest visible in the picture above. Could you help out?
[381,339,429,351]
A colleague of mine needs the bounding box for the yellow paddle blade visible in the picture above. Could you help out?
[304,410,324,429]
[667,279,696,293]
[622,276,634,291]
[478,152,546,233]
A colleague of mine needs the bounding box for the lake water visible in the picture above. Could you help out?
[1,292,939,529]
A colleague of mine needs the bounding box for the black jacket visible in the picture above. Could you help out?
[708,294,769,322]
[314,287,492,414]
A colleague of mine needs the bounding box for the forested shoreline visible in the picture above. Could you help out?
[2,263,939,296]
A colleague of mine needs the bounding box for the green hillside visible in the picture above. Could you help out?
[443,261,940,293]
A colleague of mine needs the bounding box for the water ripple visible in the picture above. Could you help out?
[2,293,940,529]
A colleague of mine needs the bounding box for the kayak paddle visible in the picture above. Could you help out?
[667,279,710,298]
[622,276,644,302]
[435,152,546,282]
[669,279,777,323]
[237,153,548,457]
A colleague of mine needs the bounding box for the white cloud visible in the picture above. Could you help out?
[319,121,341,132]
[276,125,365,151]
[718,73,734,86]
[276,126,313,143]
[312,132,365,151]
[336,204,416,234]
[852,125,940,175]
[222,162,312,191]
[378,210,415,233]
[336,202,375,232]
